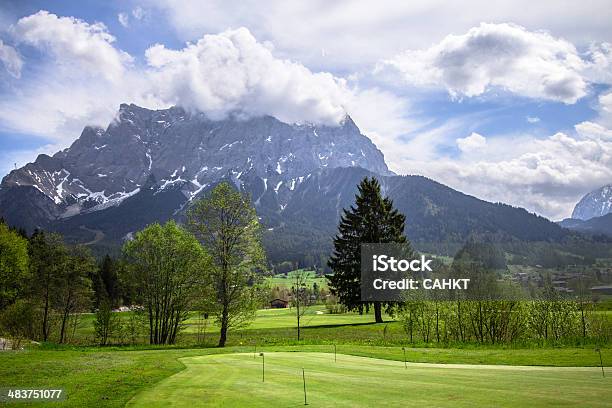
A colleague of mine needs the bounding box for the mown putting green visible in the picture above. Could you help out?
[128,352,611,407]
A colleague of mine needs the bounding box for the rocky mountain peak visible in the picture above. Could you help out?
[571,184,612,220]
[0,103,392,228]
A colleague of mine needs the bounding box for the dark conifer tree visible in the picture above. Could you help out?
[327,177,411,323]
[99,255,119,307]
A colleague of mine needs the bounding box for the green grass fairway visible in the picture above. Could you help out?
[183,305,392,331]
[128,352,611,408]
[266,269,328,288]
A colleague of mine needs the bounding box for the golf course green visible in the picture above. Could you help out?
[128,352,612,407]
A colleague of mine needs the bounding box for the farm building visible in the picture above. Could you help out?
[270,298,289,308]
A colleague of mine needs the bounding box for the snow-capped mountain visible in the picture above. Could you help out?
[0,102,573,262]
[0,103,391,230]
[571,184,612,220]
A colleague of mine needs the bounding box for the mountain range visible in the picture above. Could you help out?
[0,103,590,264]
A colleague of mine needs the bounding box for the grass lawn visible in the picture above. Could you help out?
[1,346,610,407]
[183,305,390,331]
[128,352,612,407]
[265,269,328,289]
[73,305,403,345]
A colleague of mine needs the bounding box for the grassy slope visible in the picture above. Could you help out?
[128,352,612,408]
[1,346,610,407]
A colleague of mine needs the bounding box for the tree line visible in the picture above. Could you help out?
[0,182,266,348]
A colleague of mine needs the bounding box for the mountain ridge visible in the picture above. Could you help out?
[0,102,577,263]
[0,103,391,230]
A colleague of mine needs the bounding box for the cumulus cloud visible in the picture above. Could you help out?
[456,132,486,152]
[143,27,349,125]
[378,23,590,103]
[147,0,612,72]
[12,10,133,82]
[583,42,612,84]
[0,13,352,145]
[598,91,612,127]
[0,39,22,78]
[393,124,612,220]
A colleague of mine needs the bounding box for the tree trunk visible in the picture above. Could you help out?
[580,303,586,338]
[42,287,50,342]
[374,302,383,323]
[59,311,67,344]
[218,304,229,347]
[297,312,301,341]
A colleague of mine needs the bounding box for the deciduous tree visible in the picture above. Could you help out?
[123,221,210,345]
[0,222,29,309]
[187,182,266,347]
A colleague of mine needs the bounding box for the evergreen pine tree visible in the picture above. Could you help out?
[327,177,411,323]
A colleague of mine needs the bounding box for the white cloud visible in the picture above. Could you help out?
[0,14,352,145]
[583,42,612,85]
[390,125,612,220]
[575,121,612,140]
[2,8,611,221]
[526,116,540,123]
[12,10,133,83]
[598,91,612,127]
[0,11,146,144]
[0,39,22,78]
[602,92,612,113]
[343,87,425,172]
[144,27,350,125]
[117,12,129,28]
[132,6,146,20]
[456,132,486,152]
[146,0,612,72]
[378,23,590,103]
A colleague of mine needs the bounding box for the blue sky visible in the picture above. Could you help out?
[0,0,611,220]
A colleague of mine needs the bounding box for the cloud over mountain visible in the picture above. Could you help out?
[0,11,351,145]
[144,28,349,125]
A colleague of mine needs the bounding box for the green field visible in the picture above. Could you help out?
[1,346,610,407]
[129,352,611,407]
[70,305,611,349]
[71,305,404,346]
[266,269,328,288]
[2,303,611,406]
[183,305,384,331]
